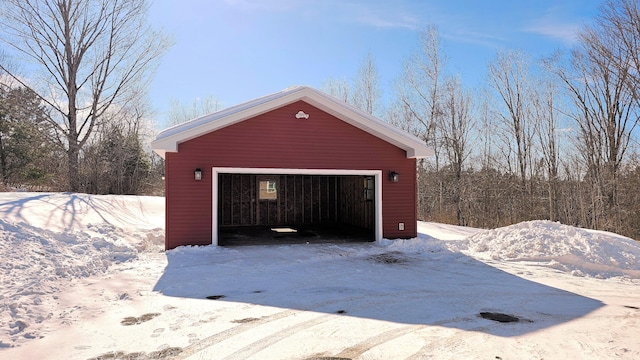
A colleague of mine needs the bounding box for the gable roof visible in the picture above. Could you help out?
[152,86,433,159]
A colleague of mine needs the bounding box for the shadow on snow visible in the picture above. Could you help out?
[0,192,154,232]
[153,242,603,337]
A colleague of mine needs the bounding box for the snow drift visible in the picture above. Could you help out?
[0,193,164,346]
[456,220,640,279]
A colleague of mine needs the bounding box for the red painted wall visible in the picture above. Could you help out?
[165,101,417,249]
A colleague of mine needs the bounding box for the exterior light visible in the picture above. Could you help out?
[295,110,309,119]
[194,168,202,181]
[389,171,399,183]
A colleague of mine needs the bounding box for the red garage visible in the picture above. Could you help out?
[152,86,432,250]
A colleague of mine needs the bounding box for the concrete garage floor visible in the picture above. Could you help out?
[219,224,374,246]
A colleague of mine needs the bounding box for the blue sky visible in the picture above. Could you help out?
[148,0,603,126]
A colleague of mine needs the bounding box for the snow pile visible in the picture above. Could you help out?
[458,220,640,279]
[0,192,164,346]
[0,220,136,278]
[381,234,452,255]
[417,221,481,240]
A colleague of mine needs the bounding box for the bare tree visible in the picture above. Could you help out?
[0,0,171,191]
[551,23,639,231]
[593,0,640,101]
[488,50,536,189]
[0,51,19,88]
[530,70,562,221]
[396,26,445,154]
[473,89,509,228]
[166,95,223,127]
[438,77,474,225]
[352,52,382,116]
[321,77,351,103]
[321,52,382,116]
[392,26,447,219]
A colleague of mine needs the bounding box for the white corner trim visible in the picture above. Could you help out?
[211,167,383,246]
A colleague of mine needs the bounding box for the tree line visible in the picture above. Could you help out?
[0,0,639,239]
[323,0,640,240]
[0,0,169,195]
[0,80,162,194]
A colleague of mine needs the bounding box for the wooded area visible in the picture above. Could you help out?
[323,0,640,240]
[0,0,169,194]
[0,0,638,239]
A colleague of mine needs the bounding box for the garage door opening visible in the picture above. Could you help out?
[212,168,382,246]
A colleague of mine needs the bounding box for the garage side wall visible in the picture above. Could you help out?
[165,101,417,249]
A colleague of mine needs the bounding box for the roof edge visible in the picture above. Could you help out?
[152,86,433,159]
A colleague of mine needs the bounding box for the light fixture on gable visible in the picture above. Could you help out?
[295,110,309,119]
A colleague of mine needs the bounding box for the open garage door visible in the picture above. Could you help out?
[212,168,382,246]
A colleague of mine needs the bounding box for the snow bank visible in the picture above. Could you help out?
[457,220,640,279]
[417,221,482,240]
[0,192,164,346]
[381,234,452,254]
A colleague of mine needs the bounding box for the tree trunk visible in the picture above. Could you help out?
[68,142,80,192]
[0,132,7,185]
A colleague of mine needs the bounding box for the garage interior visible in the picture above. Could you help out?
[218,173,375,246]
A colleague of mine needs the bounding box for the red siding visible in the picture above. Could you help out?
[165,101,417,249]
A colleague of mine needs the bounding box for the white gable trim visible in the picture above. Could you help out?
[152,86,433,159]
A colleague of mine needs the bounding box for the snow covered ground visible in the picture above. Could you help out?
[1,192,639,359]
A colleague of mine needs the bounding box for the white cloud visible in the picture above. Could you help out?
[329,1,421,30]
[222,0,298,12]
[523,6,585,44]
[354,11,420,30]
[525,21,581,44]
[441,29,506,49]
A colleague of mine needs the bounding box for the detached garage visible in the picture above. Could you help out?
[152,86,432,250]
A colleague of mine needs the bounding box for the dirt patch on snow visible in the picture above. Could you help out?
[87,347,182,360]
[120,313,160,326]
[369,252,409,264]
[232,317,260,323]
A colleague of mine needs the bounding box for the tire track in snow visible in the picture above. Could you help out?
[333,324,425,359]
[174,291,379,359]
[330,315,477,359]
[175,276,484,359]
[220,313,334,360]
[174,309,299,359]
[404,321,509,360]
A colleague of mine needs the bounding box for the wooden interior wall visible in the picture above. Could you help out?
[219,173,255,226]
[218,174,373,230]
[338,176,375,230]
